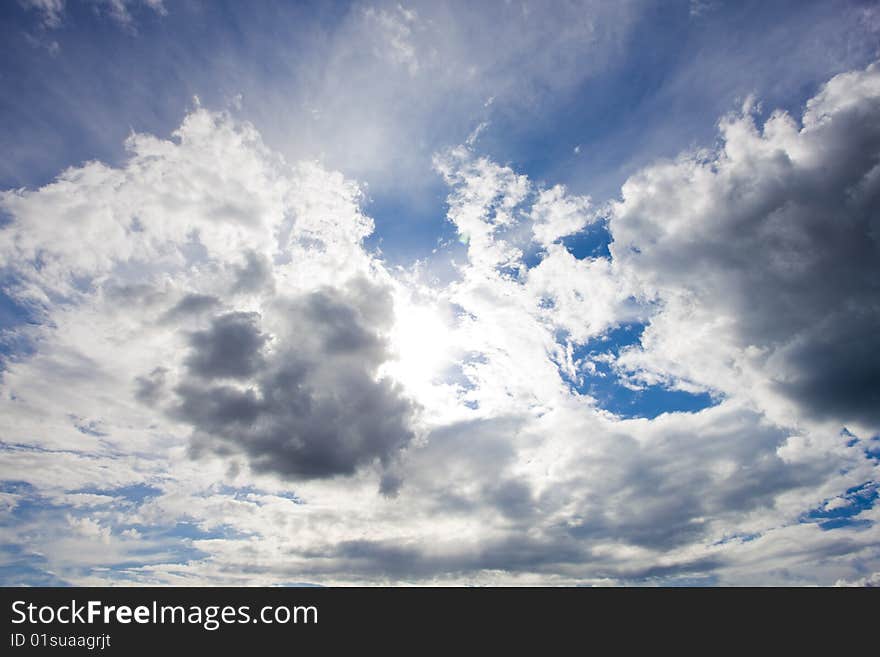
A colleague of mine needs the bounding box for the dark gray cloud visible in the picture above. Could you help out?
[133,366,168,405]
[231,250,274,296]
[162,293,220,322]
[559,413,827,550]
[293,531,721,583]
[771,312,880,426]
[400,417,525,515]
[184,311,267,380]
[102,282,164,307]
[171,278,417,481]
[321,534,588,579]
[611,62,880,429]
[384,406,846,581]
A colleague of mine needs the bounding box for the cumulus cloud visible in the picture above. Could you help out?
[0,106,413,488]
[161,293,220,323]
[184,312,267,380]
[174,280,417,482]
[610,62,880,431]
[530,184,595,248]
[133,366,167,405]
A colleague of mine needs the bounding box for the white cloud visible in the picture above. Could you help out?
[21,0,167,29]
[1,62,879,585]
[364,4,421,75]
[20,0,65,28]
[529,184,594,248]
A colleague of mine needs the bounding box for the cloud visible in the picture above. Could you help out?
[529,184,595,248]
[609,62,880,431]
[173,280,418,482]
[20,0,167,29]
[20,0,65,28]
[1,63,878,586]
[835,571,880,587]
[231,251,274,296]
[184,312,267,380]
[363,4,421,75]
[160,293,220,322]
[133,366,167,405]
[0,106,410,490]
[231,0,643,195]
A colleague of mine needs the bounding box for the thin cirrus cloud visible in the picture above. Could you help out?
[0,1,878,586]
[20,0,167,28]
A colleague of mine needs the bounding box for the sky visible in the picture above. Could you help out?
[0,0,878,586]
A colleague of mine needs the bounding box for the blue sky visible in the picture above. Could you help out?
[0,0,879,586]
